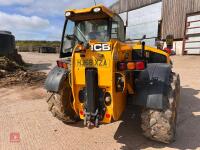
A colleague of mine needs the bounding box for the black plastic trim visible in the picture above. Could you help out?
[133,63,172,110]
[44,66,68,93]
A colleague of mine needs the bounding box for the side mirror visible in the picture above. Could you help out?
[63,35,74,52]
[66,34,83,45]
[142,35,146,40]
[66,34,76,40]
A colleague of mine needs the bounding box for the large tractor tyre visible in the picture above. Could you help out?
[46,78,80,123]
[141,72,180,143]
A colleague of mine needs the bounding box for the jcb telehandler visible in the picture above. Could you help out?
[45,5,180,143]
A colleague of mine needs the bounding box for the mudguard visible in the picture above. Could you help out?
[44,66,68,93]
[133,63,172,110]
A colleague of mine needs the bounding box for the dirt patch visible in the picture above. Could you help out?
[0,56,46,87]
[17,86,46,100]
[1,53,200,150]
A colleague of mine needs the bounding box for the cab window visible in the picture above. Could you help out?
[76,19,110,42]
[111,15,125,41]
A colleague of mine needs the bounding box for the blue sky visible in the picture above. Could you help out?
[0,0,117,41]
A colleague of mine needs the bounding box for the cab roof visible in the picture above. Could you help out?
[65,5,115,21]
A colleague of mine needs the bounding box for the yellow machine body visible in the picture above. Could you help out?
[70,43,170,123]
[64,5,170,124]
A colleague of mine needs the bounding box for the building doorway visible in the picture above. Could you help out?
[184,12,200,54]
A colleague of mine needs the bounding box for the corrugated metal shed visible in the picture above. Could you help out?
[162,0,200,40]
[111,0,200,40]
[110,1,120,13]
[110,0,161,13]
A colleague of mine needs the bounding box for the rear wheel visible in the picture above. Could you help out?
[141,73,180,143]
[46,78,80,123]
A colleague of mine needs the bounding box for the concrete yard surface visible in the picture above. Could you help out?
[0,52,200,150]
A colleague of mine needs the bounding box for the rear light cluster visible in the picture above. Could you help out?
[117,61,145,71]
[79,110,84,116]
[56,60,68,69]
[105,113,111,118]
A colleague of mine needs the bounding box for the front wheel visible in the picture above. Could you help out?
[141,73,180,143]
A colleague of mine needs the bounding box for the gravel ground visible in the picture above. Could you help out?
[0,52,200,150]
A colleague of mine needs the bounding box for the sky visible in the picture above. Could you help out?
[0,0,117,41]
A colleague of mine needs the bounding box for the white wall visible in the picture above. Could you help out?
[119,2,162,47]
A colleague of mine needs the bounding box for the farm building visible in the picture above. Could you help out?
[110,0,200,55]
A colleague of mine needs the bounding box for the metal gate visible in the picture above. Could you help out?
[184,13,200,54]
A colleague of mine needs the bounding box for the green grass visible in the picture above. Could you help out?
[16,41,61,47]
